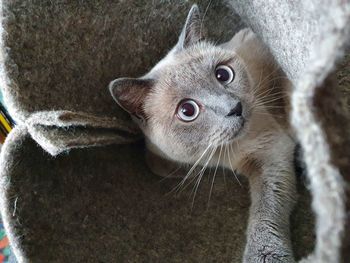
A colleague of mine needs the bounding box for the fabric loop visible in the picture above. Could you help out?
[25,110,141,155]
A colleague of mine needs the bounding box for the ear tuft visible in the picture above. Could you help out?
[109,78,153,119]
[177,4,203,50]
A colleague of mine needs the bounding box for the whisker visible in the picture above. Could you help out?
[228,144,242,187]
[191,145,217,209]
[251,67,282,95]
[158,166,183,183]
[183,146,216,193]
[253,82,288,99]
[207,144,223,209]
[253,96,287,108]
[252,112,285,119]
[257,72,288,89]
[251,69,264,95]
[199,0,212,40]
[222,145,228,191]
[252,74,289,102]
[253,93,288,105]
[254,105,286,110]
[255,91,288,101]
[255,91,288,100]
[169,143,212,195]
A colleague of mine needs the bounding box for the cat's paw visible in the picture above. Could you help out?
[243,245,295,263]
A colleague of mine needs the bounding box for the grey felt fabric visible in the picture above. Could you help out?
[227,1,350,262]
[25,111,140,155]
[0,125,315,263]
[0,0,349,262]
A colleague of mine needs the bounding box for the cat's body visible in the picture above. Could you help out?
[147,32,292,175]
[110,5,297,263]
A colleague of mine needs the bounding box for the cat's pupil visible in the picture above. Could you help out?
[181,103,195,116]
[216,68,230,81]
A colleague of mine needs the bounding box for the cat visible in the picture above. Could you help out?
[109,5,296,263]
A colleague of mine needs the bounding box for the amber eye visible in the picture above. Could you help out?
[177,99,200,122]
[215,65,235,85]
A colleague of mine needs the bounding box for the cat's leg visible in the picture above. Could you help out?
[243,155,297,262]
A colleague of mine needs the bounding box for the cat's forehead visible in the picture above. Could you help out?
[151,42,237,80]
[174,43,234,71]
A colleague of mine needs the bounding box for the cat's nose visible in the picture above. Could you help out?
[226,102,243,117]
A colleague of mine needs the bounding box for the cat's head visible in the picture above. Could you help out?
[109,5,264,164]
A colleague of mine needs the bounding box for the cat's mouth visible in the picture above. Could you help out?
[229,118,246,140]
[215,118,246,145]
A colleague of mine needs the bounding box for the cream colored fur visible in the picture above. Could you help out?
[110,5,299,262]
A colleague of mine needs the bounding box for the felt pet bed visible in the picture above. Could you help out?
[0,0,349,262]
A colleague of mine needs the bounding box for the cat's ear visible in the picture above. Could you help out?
[176,4,202,50]
[109,78,153,119]
[221,28,256,49]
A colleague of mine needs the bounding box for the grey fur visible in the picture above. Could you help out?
[111,9,297,262]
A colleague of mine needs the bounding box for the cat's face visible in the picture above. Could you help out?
[142,44,254,163]
[110,6,256,164]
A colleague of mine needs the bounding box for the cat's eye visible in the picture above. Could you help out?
[176,99,200,122]
[215,65,235,85]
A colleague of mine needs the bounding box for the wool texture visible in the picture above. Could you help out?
[227,0,350,262]
[25,111,141,155]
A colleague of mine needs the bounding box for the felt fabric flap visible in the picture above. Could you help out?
[227,0,350,261]
[25,111,141,156]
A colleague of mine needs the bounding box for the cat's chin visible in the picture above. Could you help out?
[235,118,247,138]
[221,119,247,145]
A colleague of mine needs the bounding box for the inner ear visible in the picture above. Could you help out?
[109,78,153,119]
[176,4,203,50]
[222,28,256,49]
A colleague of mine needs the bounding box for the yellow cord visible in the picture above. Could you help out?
[0,113,12,133]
